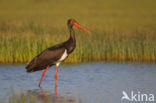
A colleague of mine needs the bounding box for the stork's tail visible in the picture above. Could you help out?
[25,57,37,73]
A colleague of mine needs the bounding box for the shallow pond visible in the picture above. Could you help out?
[0,62,156,103]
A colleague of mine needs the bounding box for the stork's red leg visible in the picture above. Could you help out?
[54,65,58,103]
[38,65,49,87]
[54,66,59,85]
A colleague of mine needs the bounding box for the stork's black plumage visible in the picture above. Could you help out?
[25,19,89,87]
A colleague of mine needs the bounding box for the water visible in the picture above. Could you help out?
[0,62,156,103]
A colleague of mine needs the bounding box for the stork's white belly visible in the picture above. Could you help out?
[59,49,68,61]
[56,49,68,66]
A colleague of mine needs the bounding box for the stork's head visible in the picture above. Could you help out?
[67,19,90,33]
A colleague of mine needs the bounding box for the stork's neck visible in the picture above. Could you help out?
[65,26,76,54]
[69,27,76,42]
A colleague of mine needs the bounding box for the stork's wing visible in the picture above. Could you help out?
[26,47,65,72]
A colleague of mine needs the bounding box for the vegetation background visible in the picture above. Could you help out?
[0,0,156,63]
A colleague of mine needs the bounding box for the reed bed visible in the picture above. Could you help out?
[0,0,156,63]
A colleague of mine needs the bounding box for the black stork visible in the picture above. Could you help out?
[26,19,90,87]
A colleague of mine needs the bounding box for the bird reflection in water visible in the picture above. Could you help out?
[26,84,77,103]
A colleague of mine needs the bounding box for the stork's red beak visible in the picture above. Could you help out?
[72,20,90,33]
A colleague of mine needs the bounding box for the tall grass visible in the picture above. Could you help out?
[0,0,156,63]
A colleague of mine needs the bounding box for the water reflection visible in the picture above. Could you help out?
[26,85,77,103]
[9,84,79,103]
[54,82,58,103]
